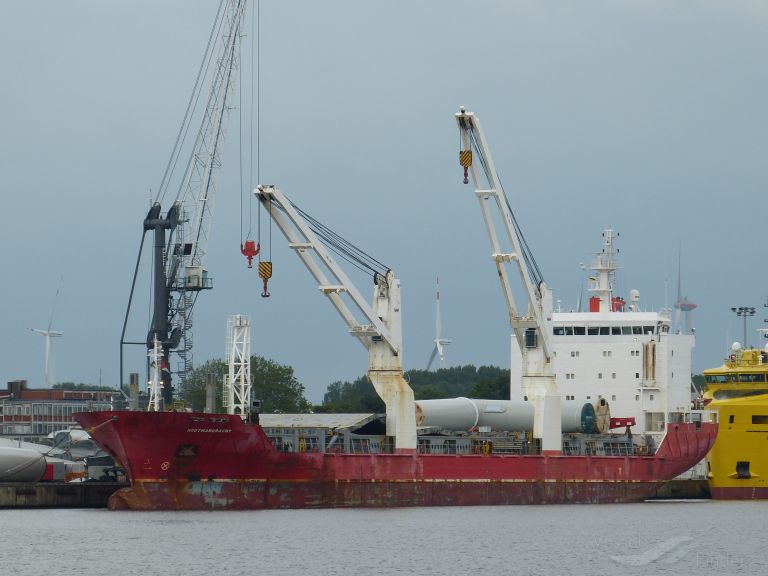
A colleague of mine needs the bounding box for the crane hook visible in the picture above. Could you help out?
[240,240,260,268]
[259,261,273,298]
[459,150,472,185]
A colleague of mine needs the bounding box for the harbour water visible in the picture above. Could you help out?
[3,501,765,575]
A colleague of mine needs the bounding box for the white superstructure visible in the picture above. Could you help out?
[513,230,695,437]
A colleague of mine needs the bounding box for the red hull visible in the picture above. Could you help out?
[710,487,768,500]
[74,411,716,510]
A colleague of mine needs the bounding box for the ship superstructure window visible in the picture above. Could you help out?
[602,350,612,357]
[555,325,656,337]
[635,373,640,379]
[739,374,766,383]
[570,351,580,357]
[705,374,732,384]
[729,415,735,424]
[612,373,616,379]
[752,415,768,424]
[598,373,603,379]
[612,395,616,401]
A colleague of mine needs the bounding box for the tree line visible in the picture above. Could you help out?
[184,357,511,413]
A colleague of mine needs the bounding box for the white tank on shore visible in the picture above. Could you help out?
[0,446,47,482]
[415,398,595,433]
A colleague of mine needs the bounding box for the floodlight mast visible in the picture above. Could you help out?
[455,108,561,452]
[253,185,417,452]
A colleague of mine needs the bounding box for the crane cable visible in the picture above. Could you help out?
[252,0,273,297]
[467,128,545,290]
[276,198,390,283]
[239,0,261,269]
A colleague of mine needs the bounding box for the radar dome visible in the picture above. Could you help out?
[629,289,640,302]
[731,342,742,352]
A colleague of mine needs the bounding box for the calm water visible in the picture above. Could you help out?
[2,501,765,575]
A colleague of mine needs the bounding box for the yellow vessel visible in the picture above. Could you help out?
[703,347,768,499]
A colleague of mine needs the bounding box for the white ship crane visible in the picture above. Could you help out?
[456,108,562,452]
[121,0,248,407]
[253,185,417,451]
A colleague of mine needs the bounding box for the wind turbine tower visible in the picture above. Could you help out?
[673,250,697,334]
[427,276,452,370]
[29,280,64,388]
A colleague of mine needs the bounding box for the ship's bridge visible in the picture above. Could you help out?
[551,311,671,337]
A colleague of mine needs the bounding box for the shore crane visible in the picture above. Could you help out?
[121,0,248,406]
[456,108,562,452]
[253,185,417,451]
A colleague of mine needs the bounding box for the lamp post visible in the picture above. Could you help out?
[731,306,756,347]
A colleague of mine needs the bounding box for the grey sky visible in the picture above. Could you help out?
[1,1,766,403]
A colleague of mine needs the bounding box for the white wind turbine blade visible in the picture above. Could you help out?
[436,340,445,369]
[427,345,438,371]
[48,276,63,332]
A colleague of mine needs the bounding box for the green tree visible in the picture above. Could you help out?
[319,365,511,412]
[184,356,312,413]
[184,359,228,411]
[54,382,116,392]
[252,356,312,413]
[469,374,509,399]
[318,376,384,413]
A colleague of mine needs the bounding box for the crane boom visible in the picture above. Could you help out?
[165,0,248,395]
[456,108,562,452]
[254,185,417,451]
[121,1,248,406]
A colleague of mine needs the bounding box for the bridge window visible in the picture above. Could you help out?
[739,374,766,383]
[752,415,768,424]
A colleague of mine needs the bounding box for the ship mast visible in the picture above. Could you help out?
[588,229,619,313]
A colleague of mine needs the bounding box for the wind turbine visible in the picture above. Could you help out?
[427,276,452,370]
[29,279,64,388]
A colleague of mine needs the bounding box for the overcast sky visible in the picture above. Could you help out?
[1,1,766,403]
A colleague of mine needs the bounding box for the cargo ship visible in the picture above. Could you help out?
[74,109,716,510]
[75,409,715,509]
[703,345,768,499]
